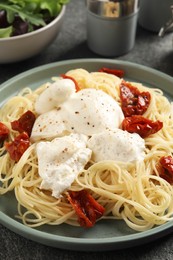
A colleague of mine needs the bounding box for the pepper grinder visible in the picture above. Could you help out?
[86,0,139,57]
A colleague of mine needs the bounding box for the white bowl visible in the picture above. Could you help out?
[0,5,66,63]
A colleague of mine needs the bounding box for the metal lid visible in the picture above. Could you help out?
[86,0,139,18]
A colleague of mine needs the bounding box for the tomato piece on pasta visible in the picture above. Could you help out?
[0,122,10,142]
[158,156,173,184]
[5,132,30,162]
[61,74,80,92]
[11,110,36,137]
[67,190,105,228]
[120,80,151,117]
[122,115,163,138]
[98,67,124,78]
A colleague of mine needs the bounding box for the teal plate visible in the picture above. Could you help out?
[0,58,173,251]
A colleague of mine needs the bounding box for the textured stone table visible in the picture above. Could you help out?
[1,1,173,259]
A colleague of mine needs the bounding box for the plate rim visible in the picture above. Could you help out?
[1,58,173,89]
[1,58,173,251]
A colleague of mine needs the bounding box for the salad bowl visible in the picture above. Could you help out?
[0,3,66,63]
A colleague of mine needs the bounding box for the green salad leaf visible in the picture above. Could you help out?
[0,3,45,26]
[40,0,69,16]
[9,0,69,16]
[0,26,13,38]
[0,0,69,38]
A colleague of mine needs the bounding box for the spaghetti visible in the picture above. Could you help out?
[0,68,173,231]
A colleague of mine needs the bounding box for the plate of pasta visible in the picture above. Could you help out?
[1,58,173,251]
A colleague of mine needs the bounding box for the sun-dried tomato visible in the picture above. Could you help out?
[11,110,36,137]
[120,80,151,117]
[67,190,105,228]
[0,122,10,142]
[98,67,124,78]
[5,132,30,162]
[158,156,173,184]
[122,115,163,138]
[61,74,80,92]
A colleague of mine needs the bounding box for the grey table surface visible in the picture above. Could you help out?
[1,0,173,259]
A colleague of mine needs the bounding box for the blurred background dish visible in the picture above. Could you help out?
[138,0,173,33]
[0,5,66,64]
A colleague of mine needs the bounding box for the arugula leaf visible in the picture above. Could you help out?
[0,26,13,38]
[0,4,45,26]
[8,0,69,16]
[8,0,25,7]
